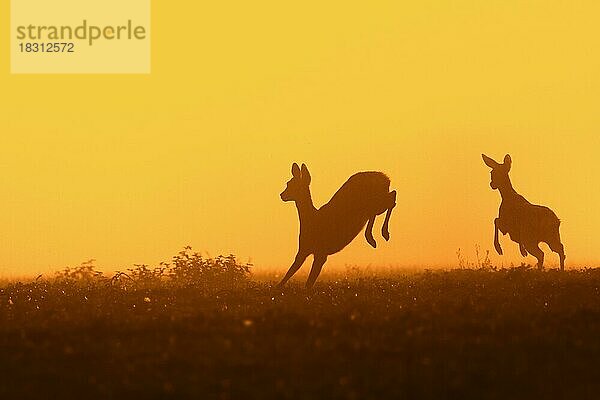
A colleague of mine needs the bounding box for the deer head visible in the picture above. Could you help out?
[280,163,311,202]
[482,154,512,190]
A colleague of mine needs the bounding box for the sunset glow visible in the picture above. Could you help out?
[1,1,599,276]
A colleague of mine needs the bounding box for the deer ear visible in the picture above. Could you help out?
[301,164,311,184]
[503,154,512,171]
[482,154,499,169]
[291,163,300,177]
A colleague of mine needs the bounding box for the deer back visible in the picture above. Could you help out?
[321,172,391,215]
[308,172,391,254]
[499,195,560,243]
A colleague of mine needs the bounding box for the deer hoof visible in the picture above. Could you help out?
[520,249,528,257]
[382,230,390,241]
[367,238,377,248]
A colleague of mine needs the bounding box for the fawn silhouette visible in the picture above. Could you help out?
[482,154,565,270]
[278,163,397,288]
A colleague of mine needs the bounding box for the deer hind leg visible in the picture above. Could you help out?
[519,243,528,257]
[306,254,327,289]
[277,251,308,288]
[365,215,377,248]
[547,234,566,271]
[524,242,544,270]
[381,190,397,241]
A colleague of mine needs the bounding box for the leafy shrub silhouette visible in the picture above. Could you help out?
[49,247,251,290]
[125,264,167,288]
[167,246,251,288]
[54,259,104,285]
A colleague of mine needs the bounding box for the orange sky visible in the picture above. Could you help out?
[1,1,600,276]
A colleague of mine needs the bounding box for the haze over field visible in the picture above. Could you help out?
[1,1,600,275]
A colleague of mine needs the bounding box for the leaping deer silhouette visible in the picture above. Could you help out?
[482,154,565,270]
[278,163,397,288]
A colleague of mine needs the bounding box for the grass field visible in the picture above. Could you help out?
[1,254,599,399]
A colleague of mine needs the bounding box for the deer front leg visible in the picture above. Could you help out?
[381,190,396,241]
[306,254,328,289]
[277,251,308,288]
[494,218,503,255]
[365,215,377,248]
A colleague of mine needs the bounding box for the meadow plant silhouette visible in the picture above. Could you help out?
[482,154,565,270]
[278,163,396,288]
[54,259,104,284]
[54,246,251,290]
[166,247,251,288]
[2,263,600,399]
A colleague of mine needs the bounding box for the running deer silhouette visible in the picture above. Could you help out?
[278,163,397,288]
[482,154,565,270]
